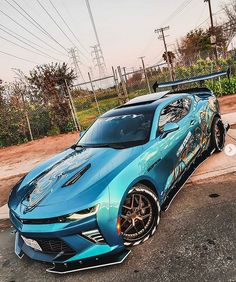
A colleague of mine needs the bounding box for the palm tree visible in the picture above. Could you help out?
[162,51,176,80]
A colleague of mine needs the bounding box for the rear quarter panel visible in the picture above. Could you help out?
[195,93,220,150]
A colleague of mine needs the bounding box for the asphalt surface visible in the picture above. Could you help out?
[0,173,236,282]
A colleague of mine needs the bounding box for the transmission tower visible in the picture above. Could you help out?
[91,44,106,78]
[68,47,85,83]
[85,0,107,78]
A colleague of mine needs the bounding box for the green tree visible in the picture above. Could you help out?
[177,27,227,66]
[27,62,76,133]
[0,82,28,146]
[177,29,211,65]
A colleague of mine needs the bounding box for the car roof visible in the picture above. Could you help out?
[101,91,190,118]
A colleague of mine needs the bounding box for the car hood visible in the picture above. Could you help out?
[9,145,142,218]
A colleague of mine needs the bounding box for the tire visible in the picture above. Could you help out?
[120,183,160,247]
[210,116,225,152]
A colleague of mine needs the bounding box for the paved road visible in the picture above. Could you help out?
[0,173,236,282]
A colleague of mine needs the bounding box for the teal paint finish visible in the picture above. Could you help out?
[8,90,220,266]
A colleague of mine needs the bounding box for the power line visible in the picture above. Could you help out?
[0,22,63,58]
[5,0,68,55]
[85,0,101,47]
[0,25,62,61]
[35,0,76,49]
[0,33,56,59]
[0,7,66,56]
[196,9,223,29]
[85,0,107,77]
[161,0,194,26]
[151,47,165,62]
[48,0,90,56]
[196,17,209,28]
[194,4,207,27]
[0,50,38,64]
[140,0,195,57]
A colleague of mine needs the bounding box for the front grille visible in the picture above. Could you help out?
[82,229,106,244]
[30,238,75,255]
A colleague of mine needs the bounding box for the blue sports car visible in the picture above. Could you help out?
[8,71,229,273]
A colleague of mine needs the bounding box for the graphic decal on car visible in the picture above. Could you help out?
[8,70,229,273]
[22,149,91,212]
[176,131,192,158]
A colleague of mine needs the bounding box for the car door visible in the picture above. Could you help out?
[152,97,195,196]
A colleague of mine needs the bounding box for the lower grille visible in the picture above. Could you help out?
[31,238,75,255]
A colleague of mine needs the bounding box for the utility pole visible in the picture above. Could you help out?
[21,90,33,141]
[123,67,128,83]
[117,66,129,103]
[112,66,123,105]
[88,72,101,114]
[154,26,174,81]
[204,0,218,63]
[64,79,81,131]
[139,56,151,93]
[11,68,33,140]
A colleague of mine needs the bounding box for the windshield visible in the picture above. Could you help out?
[78,113,153,148]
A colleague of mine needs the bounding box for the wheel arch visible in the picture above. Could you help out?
[117,176,161,214]
[136,179,160,199]
[120,178,161,246]
[212,112,221,121]
[208,112,221,137]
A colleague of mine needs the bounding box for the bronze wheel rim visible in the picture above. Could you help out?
[215,120,222,148]
[121,193,154,241]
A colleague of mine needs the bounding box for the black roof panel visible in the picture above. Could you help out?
[101,92,185,118]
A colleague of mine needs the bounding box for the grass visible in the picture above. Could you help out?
[76,87,148,129]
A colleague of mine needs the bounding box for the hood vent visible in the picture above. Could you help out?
[62,164,91,187]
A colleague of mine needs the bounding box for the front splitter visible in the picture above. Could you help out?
[46,249,131,274]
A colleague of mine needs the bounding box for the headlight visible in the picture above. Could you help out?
[65,204,99,221]
[18,204,100,225]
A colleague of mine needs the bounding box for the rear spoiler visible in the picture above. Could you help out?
[153,68,231,92]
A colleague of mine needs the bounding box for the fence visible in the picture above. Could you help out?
[69,59,231,130]
[0,58,235,147]
[70,63,168,129]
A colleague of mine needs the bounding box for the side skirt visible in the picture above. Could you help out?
[161,148,214,211]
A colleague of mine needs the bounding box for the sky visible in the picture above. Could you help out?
[0,0,228,83]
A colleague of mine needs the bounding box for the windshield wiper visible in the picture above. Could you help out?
[88,143,126,149]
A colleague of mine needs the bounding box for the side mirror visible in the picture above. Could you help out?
[162,122,179,138]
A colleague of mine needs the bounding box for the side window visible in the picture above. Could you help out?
[158,98,191,133]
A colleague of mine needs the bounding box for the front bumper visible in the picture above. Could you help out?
[15,231,130,274]
[11,210,129,273]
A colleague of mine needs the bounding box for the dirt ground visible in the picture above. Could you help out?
[218,94,236,114]
[0,94,236,207]
[0,133,79,206]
